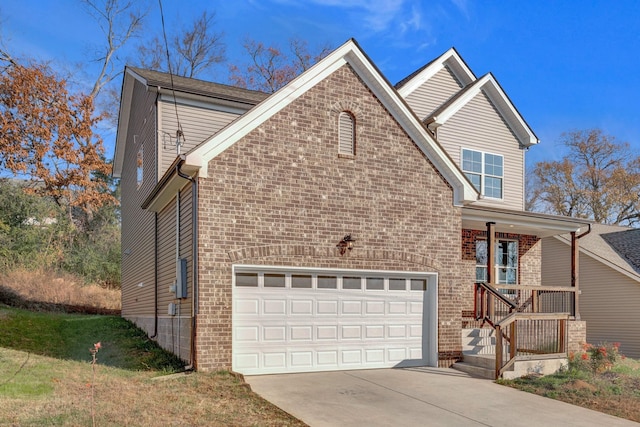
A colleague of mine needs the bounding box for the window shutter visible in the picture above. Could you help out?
[338,112,355,155]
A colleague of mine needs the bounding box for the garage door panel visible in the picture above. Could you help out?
[366,300,385,314]
[317,325,338,340]
[291,299,313,315]
[233,268,433,375]
[235,299,259,315]
[263,353,286,368]
[263,326,286,341]
[317,300,338,314]
[365,325,384,339]
[341,300,362,315]
[290,326,313,341]
[341,325,362,339]
[388,301,407,314]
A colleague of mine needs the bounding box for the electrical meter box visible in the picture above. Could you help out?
[176,258,188,299]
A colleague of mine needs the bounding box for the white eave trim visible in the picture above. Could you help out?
[185,39,478,206]
[397,48,476,98]
[429,74,538,147]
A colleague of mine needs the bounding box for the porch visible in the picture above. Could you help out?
[457,207,592,379]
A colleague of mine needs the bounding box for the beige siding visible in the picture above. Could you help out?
[580,256,640,358]
[120,80,158,316]
[156,187,194,308]
[157,196,176,309]
[437,91,525,210]
[179,186,193,300]
[159,101,240,177]
[543,237,640,358]
[404,66,463,120]
[541,237,571,287]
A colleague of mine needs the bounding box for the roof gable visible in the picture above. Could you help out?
[184,39,477,206]
[395,47,476,96]
[113,67,267,178]
[425,73,538,147]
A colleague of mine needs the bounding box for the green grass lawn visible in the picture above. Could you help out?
[0,305,305,426]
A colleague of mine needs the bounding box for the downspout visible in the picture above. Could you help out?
[150,213,159,338]
[177,160,198,370]
[150,90,161,340]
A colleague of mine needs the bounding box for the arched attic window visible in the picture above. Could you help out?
[338,111,356,156]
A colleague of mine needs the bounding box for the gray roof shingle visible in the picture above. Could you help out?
[127,66,269,105]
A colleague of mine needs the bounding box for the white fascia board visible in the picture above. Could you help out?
[113,70,139,178]
[463,208,585,236]
[184,46,350,178]
[185,40,477,205]
[343,49,477,205]
[397,48,475,98]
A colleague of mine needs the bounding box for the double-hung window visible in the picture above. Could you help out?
[462,149,503,199]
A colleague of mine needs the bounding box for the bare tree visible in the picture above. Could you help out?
[530,129,640,226]
[229,37,331,93]
[82,0,146,99]
[137,10,225,79]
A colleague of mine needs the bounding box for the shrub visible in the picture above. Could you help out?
[569,342,622,373]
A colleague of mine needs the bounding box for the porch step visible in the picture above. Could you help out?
[451,361,495,380]
[457,328,569,380]
[461,328,495,355]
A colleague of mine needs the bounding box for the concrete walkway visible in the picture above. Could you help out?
[246,367,638,427]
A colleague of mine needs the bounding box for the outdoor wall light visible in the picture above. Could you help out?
[337,234,356,255]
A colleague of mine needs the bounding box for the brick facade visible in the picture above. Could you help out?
[194,64,465,371]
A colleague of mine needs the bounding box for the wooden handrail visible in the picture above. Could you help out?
[475,282,517,309]
[474,283,572,378]
[496,285,577,293]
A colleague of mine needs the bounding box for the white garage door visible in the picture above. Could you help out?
[232,266,438,375]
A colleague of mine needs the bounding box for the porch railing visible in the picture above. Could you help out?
[473,283,573,378]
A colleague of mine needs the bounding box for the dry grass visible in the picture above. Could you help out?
[0,347,305,426]
[499,357,640,422]
[0,269,120,313]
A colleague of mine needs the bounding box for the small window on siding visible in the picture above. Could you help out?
[136,146,144,188]
[338,111,355,155]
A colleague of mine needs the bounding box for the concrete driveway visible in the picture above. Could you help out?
[246,367,638,427]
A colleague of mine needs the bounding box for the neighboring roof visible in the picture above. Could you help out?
[179,38,478,207]
[113,67,268,178]
[554,223,640,281]
[425,73,539,147]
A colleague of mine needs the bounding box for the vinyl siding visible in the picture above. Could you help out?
[581,256,640,358]
[159,101,240,177]
[404,65,463,120]
[157,196,177,309]
[437,91,525,210]
[541,237,571,287]
[543,237,640,358]
[156,187,194,309]
[120,80,157,316]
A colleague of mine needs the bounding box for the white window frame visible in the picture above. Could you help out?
[475,239,518,285]
[461,148,503,200]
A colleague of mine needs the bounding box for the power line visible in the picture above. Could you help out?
[158,0,184,153]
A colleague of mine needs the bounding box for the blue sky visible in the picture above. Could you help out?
[2,0,640,167]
